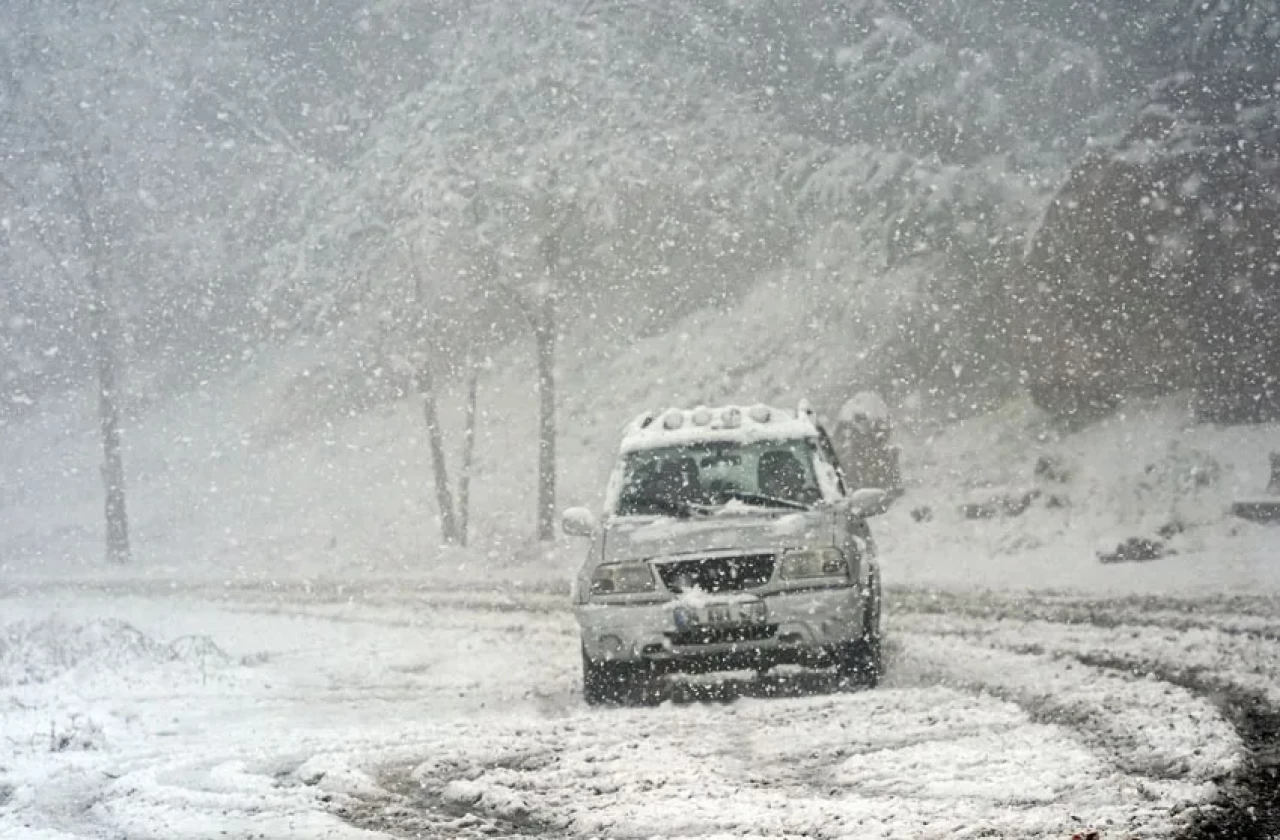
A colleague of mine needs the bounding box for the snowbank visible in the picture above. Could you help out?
[0,619,229,688]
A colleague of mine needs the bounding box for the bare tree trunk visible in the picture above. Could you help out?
[534,297,556,542]
[458,365,479,547]
[89,270,130,563]
[417,364,460,544]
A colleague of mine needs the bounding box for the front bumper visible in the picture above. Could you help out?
[576,586,866,671]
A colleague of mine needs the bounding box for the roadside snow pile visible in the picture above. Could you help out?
[0,619,229,688]
[440,779,536,825]
[883,395,1280,593]
[292,754,387,800]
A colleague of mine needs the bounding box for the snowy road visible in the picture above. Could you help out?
[2,583,1278,839]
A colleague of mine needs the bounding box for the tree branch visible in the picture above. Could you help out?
[194,79,314,164]
[0,173,84,288]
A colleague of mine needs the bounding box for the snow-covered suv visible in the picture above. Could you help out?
[561,402,888,706]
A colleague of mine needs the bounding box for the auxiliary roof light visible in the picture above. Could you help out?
[748,404,772,423]
[662,411,685,430]
[721,407,742,428]
[691,407,713,426]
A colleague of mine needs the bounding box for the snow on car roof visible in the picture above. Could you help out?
[619,403,821,452]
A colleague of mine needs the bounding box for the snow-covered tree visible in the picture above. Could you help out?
[257,0,801,374]
[1023,0,1280,422]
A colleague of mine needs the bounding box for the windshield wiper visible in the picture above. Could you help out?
[619,495,704,519]
[713,490,809,510]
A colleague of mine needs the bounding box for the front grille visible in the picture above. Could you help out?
[667,624,778,647]
[656,554,776,593]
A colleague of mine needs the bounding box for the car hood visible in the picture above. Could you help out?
[603,507,835,563]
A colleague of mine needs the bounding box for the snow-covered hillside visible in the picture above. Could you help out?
[2,273,1277,598]
[884,395,1280,593]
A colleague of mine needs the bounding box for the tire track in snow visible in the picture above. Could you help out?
[893,633,1240,785]
[889,587,1280,640]
[1066,655,1280,840]
[890,594,1280,840]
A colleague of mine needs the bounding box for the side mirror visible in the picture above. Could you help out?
[848,487,890,518]
[561,506,597,537]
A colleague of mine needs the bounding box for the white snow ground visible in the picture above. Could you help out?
[2,585,1273,839]
[3,300,1280,837]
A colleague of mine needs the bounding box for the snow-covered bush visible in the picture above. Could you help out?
[46,713,105,753]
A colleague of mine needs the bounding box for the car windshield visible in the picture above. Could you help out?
[614,438,823,517]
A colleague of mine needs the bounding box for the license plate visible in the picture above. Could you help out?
[673,600,767,630]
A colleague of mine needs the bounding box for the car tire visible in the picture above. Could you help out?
[582,646,655,707]
[835,572,883,689]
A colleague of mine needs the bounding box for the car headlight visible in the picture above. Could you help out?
[779,547,848,580]
[590,562,656,595]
